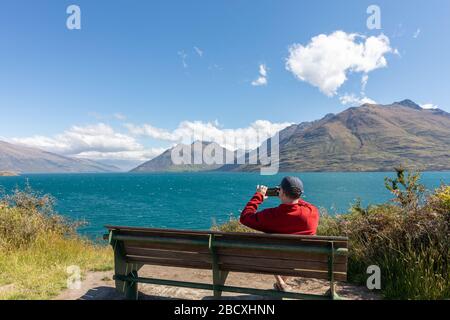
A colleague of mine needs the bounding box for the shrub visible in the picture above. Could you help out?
[211,215,256,233]
[318,168,449,299]
[0,184,112,299]
[0,183,81,250]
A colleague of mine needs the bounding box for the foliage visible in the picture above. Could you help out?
[211,215,257,233]
[318,169,449,299]
[0,184,112,299]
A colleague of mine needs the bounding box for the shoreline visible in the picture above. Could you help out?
[0,171,19,177]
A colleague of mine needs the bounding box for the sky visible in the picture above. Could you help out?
[0,0,449,169]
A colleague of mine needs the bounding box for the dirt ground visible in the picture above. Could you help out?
[55,265,380,300]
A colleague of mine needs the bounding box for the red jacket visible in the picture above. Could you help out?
[240,192,319,235]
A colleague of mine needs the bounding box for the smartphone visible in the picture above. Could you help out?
[266,187,280,197]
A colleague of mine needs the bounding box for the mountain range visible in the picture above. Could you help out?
[131,141,236,172]
[0,140,120,174]
[1,99,449,174]
[132,100,450,172]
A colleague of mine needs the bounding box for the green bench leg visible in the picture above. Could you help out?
[209,234,229,299]
[213,270,229,299]
[125,270,139,300]
[109,231,141,300]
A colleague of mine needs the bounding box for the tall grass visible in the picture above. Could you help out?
[0,184,112,300]
[317,169,449,299]
[214,169,449,300]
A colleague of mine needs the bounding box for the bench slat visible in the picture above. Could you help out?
[126,256,212,270]
[214,234,348,248]
[125,247,212,264]
[218,255,347,273]
[215,247,347,264]
[106,225,348,242]
[115,229,347,248]
[114,234,346,254]
[122,240,211,253]
[220,264,347,281]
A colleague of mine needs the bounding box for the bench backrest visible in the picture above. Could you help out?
[106,225,348,281]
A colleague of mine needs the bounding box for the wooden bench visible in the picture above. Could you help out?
[104,225,348,300]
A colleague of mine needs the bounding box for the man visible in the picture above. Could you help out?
[240,176,319,291]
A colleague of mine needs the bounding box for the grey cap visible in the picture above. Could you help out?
[280,176,304,197]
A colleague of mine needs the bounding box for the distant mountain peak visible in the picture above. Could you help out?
[130,141,235,173]
[394,99,422,110]
[322,113,335,120]
[0,140,121,173]
[223,100,450,172]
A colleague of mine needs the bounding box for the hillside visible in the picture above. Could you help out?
[224,100,450,172]
[0,140,120,173]
[131,141,235,172]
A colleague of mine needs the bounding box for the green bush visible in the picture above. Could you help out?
[211,215,256,233]
[0,184,81,250]
[0,184,112,299]
[318,168,449,299]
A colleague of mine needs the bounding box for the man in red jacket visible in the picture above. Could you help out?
[240,176,319,291]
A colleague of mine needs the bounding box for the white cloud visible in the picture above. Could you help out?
[413,28,421,39]
[420,103,438,110]
[126,120,292,151]
[251,64,268,86]
[88,111,127,121]
[340,94,377,106]
[113,113,127,121]
[74,149,165,161]
[286,31,394,96]
[10,119,293,162]
[208,64,223,72]
[11,123,158,161]
[361,74,369,92]
[392,23,405,38]
[259,64,267,77]
[125,123,180,142]
[177,50,188,68]
[194,46,203,57]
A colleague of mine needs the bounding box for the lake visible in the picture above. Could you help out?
[0,172,448,238]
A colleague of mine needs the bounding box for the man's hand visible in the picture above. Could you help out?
[256,185,268,200]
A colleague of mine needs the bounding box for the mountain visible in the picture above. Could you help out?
[0,140,121,173]
[131,141,235,172]
[223,100,450,172]
[93,159,144,172]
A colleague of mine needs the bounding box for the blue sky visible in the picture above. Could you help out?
[0,0,449,168]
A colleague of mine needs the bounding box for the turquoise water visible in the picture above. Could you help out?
[0,172,448,238]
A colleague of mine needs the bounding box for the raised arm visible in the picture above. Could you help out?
[240,186,278,233]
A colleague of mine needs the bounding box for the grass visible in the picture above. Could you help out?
[213,169,449,300]
[379,241,449,300]
[0,184,113,300]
